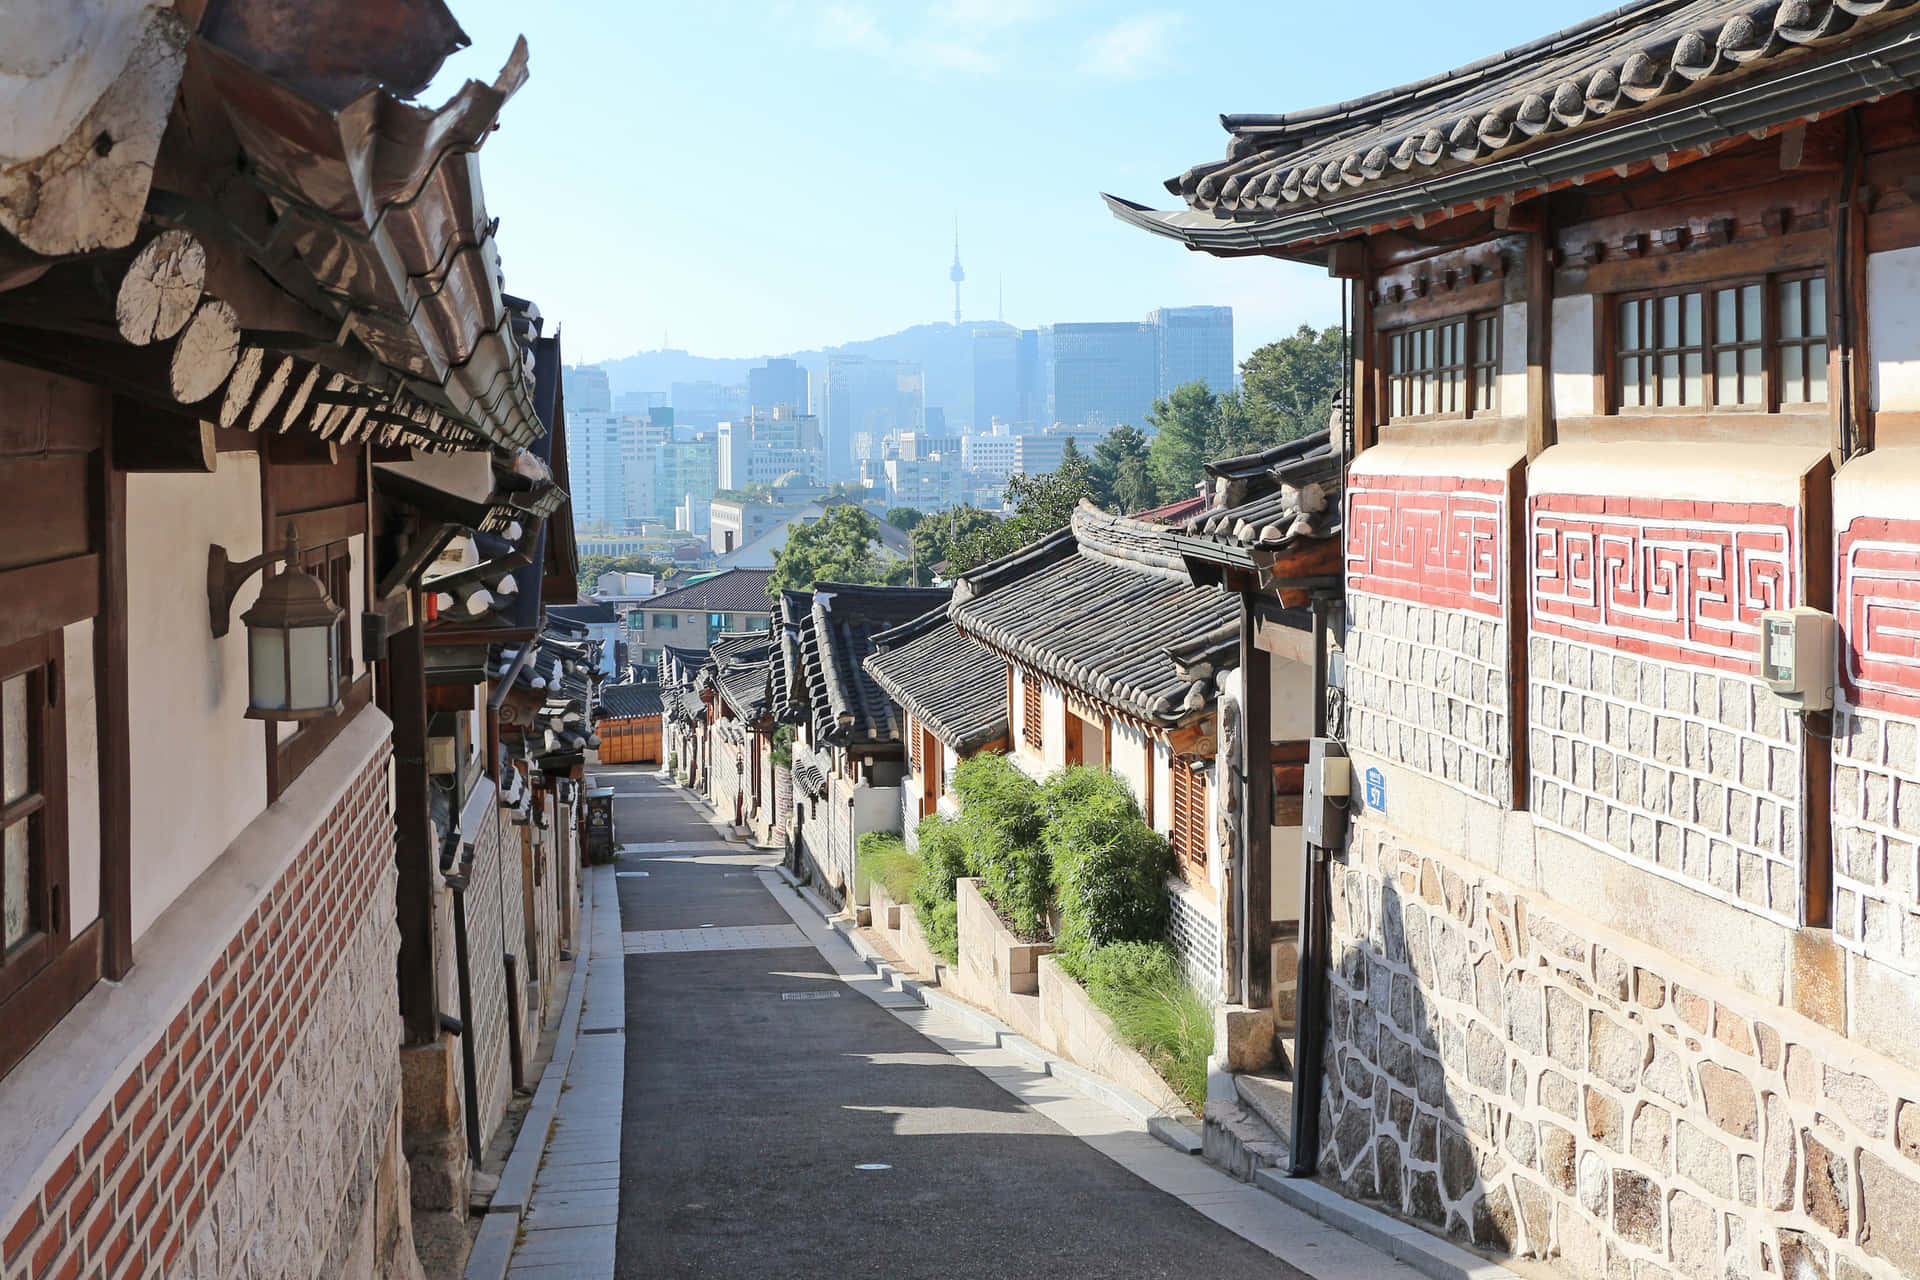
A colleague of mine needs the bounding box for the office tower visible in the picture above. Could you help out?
[653,438,718,522]
[1052,322,1158,430]
[824,356,923,484]
[973,324,1044,431]
[1151,305,1235,396]
[569,411,625,530]
[563,364,611,414]
[614,389,667,415]
[747,358,809,414]
[670,380,747,431]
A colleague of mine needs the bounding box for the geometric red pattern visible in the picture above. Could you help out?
[1530,494,1798,673]
[1345,474,1506,617]
[1838,516,1920,716]
[0,744,395,1280]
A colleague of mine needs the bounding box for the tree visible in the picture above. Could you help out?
[1089,425,1153,512]
[823,481,870,504]
[910,504,1002,573]
[1145,381,1220,506]
[768,505,890,595]
[946,462,1100,575]
[1238,323,1345,445]
[885,506,924,532]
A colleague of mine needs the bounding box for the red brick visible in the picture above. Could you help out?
[32,1225,61,1277]
[112,1159,141,1213]
[140,1040,164,1080]
[111,1073,141,1117]
[101,1221,133,1274]
[47,1247,80,1280]
[3,1200,38,1266]
[81,1111,111,1160]
[40,1149,79,1210]
[63,1170,97,1233]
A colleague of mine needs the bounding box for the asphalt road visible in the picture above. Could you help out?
[602,771,1311,1280]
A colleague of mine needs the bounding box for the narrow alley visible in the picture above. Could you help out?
[500,769,1430,1279]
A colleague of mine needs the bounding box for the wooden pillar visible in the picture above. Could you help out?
[1242,595,1275,1012]
[96,421,132,978]
[387,608,439,1045]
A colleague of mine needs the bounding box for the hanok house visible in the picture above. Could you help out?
[624,566,775,674]
[863,605,1011,841]
[0,6,559,1280]
[594,682,665,767]
[774,585,952,901]
[949,504,1242,1004]
[697,632,775,835]
[1112,0,1920,1273]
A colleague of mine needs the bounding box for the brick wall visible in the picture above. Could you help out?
[1530,635,1805,924]
[458,784,515,1151]
[1344,473,1513,805]
[1,743,411,1280]
[1323,820,1920,1280]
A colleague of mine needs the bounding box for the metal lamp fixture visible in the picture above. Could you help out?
[208,528,345,721]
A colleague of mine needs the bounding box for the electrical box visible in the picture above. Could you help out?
[1758,607,1834,712]
[1302,737,1350,848]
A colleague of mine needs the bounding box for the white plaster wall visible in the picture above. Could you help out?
[1151,740,1172,834]
[1869,245,1920,412]
[1270,654,1318,740]
[127,456,270,941]
[1550,293,1596,418]
[941,744,958,793]
[1042,682,1067,774]
[1530,439,1828,505]
[1496,300,1528,415]
[63,620,100,932]
[1109,722,1150,815]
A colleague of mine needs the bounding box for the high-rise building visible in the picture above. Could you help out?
[747,358,808,414]
[614,389,666,415]
[569,411,625,530]
[1151,305,1235,397]
[1052,322,1158,430]
[823,356,923,484]
[670,380,746,431]
[972,324,1044,430]
[653,438,718,523]
[563,364,611,414]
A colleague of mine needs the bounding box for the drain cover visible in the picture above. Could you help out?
[781,991,841,1001]
[854,1163,891,1171]
[615,871,650,878]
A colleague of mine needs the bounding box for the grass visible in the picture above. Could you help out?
[1080,942,1213,1113]
[856,832,920,904]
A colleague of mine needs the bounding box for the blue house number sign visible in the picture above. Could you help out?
[1364,767,1387,814]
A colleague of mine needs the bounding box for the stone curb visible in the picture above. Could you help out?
[1250,1169,1524,1280]
[462,865,602,1280]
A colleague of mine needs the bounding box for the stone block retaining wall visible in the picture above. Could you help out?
[1322,818,1920,1279]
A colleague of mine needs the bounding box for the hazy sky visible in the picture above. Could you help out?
[427,0,1598,367]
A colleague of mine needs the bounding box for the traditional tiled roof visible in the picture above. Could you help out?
[1110,0,1920,251]
[951,504,1239,727]
[1183,429,1344,553]
[703,632,773,721]
[549,601,621,626]
[865,608,1008,754]
[777,584,952,747]
[1132,495,1208,525]
[642,568,774,614]
[598,683,662,720]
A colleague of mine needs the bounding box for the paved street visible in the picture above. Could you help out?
[512,769,1419,1280]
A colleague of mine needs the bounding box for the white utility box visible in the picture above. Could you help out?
[1758,607,1835,712]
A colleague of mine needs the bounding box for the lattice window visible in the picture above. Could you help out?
[1023,671,1042,751]
[1614,272,1827,411]
[1384,310,1498,420]
[1170,765,1208,873]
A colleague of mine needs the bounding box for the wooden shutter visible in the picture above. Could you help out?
[1023,671,1042,750]
[1171,765,1208,872]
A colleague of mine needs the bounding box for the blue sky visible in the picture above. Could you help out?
[428,0,1598,367]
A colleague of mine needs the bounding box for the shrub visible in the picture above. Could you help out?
[911,814,968,964]
[1081,942,1213,1111]
[1042,767,1172,975]
[856,832,919,904]
[950,753,1050,937]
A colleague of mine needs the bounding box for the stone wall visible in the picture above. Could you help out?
[1529,634,1806,924]
[457,780,516,1151]
[1,735,420,1280]
[1343,466,1515,806]
[1321,818,1920,1280]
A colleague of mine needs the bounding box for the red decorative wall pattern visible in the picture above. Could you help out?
[1529,495,1797,672]
[1838,517,1920,717]
[1345,475,1506,617]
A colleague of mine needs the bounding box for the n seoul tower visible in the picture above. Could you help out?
[949,217,964,326]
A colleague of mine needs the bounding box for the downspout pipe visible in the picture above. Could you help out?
[1288,591,1336,1177]
[443,826,484,1166]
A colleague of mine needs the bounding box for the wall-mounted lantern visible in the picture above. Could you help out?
[208,528,345,721]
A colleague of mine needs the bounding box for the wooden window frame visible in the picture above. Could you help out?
[1170,763,1208,875]
[1608,269,1830,415]
[1381,309,1499,423]
[1022,671,1042,753]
